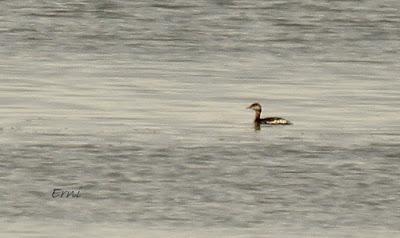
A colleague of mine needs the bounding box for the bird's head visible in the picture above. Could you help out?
[247,102,262,112]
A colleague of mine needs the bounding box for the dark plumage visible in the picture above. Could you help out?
[247,102,292,125]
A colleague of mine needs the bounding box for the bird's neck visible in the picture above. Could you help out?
[254,110,261,122]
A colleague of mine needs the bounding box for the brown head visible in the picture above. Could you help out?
[247,102,262,112]
[247,102,262,122]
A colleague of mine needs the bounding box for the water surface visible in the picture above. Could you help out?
[0,0,399,237]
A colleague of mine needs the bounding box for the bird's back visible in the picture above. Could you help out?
[259,117,292,125]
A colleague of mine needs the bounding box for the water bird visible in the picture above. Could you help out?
[247,102,292,126]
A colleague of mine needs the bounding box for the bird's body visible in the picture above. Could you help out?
[258,117,291,125]
[247,102,292,126]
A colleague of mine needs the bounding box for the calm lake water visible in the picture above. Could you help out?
[0,0,399,237]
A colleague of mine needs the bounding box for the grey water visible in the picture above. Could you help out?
[0,0,400,237]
